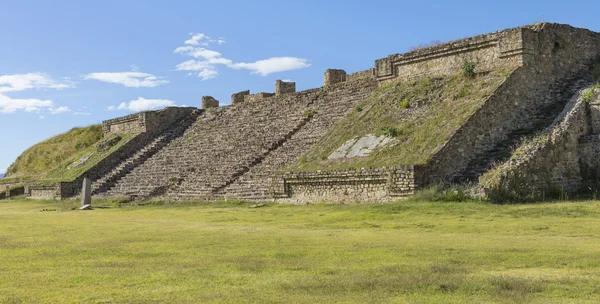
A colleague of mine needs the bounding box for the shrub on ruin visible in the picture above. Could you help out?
[381,126,398,137]
[461,60,477,78]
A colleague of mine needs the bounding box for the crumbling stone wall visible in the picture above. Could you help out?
[278,166,419,204]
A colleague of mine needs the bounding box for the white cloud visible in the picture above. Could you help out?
[185,33,210,46]
[231,57,311,76]
[0,94,53,113]
[84,72,168,88]
[0,73,74,114]
[174,33,309,80]
[73,112,91,116]
[49,106,71,114]
[0,73,75,93]
[109,97,176,112]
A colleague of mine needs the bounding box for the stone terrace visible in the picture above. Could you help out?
[97,78,376,200]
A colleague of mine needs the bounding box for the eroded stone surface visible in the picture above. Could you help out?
[329,135,393,159]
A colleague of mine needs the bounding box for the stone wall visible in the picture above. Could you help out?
[346,69,375,82]
[374,25,537,82]
[28,185,61,200]
[102,107,197,136]
[420,23,600,184]
[480,87,593,201]
[244,92,275,103]
[278,166,419,203]
[102,112,146,135]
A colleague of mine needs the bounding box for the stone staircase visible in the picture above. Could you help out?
[214,81,377,201]
[91,112,199,196]
[100,78,377,201]
[453,77,590,184]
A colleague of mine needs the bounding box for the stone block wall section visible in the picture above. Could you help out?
[244,92,275,103]
[275,80,296,96]
[418,23,600,184]
[231,90,250,104]
[277,166,420,204]
[374,25,538,82]
[102,107,197,136]
[480,87,594,200]
[201,96,219,109]
[324,69,347,85]
[347,69,375,82]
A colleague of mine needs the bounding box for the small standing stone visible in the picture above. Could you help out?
[5,186,10,198]
[80,178,91,209]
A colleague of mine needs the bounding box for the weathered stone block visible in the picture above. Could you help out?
[275,80,296,96]
[81,178,91,207]
[202,96,219,109]
[324,69,347,86]
[231,90,250,105]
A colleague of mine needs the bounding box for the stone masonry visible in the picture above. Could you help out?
[275,80,296,96]
[201,96,219,109]
[8,23,600,203]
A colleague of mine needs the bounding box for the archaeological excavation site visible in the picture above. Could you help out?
[4,22,600,203]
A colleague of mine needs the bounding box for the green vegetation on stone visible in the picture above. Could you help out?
[2,198,600,303]
[461,60,477,78]
[3,126,136,183]
[45,132,135,182]
[293,69,514,171]
[5,125,103,178]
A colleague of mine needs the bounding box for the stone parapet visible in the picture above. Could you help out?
[102,107,197,136]
[277,166,420,203]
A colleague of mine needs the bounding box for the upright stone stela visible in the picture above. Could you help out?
[81,178,91,208]
[5,186,9,198]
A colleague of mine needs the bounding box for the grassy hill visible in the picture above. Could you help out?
[5,125,103,179]
[292,68,514,171]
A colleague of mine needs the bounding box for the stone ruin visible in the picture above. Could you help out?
[5,23,600,203]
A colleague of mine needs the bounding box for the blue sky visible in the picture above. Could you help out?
[1,0,599,174]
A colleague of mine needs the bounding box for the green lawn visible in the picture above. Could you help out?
[1,199,600,303]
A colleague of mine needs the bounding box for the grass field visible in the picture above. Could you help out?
[1,198,600,303]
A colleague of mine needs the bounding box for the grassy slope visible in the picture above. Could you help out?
[293,69,513,171]
[5,125,103,178]
[3,126,136,183]
[1,199,600,303]
[44,132,134,182]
